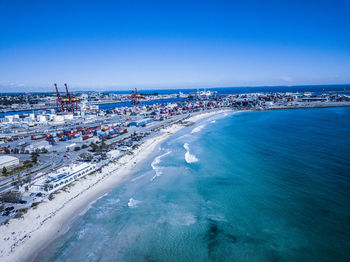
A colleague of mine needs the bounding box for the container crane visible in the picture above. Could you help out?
[130,88,145,106]
[54,83,80,113]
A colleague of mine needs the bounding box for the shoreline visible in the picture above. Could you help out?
[0,109,229,262]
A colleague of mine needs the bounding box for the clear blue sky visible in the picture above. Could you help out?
[0,0,350,91]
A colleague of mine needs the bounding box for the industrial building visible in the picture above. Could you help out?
[129,118,153,127]
[0,156,19,169]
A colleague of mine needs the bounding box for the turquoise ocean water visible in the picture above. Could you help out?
[36,107,350,262]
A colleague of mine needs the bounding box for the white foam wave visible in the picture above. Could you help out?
[210,120,216,123]
[184,143,190,151]
[191,124,206,134]
[127,198,141,208]
[185,152,199,163]
[151,151,171,181]
[184,143,199,163]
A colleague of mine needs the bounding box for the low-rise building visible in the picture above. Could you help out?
[0,155,19,169]
[129,118,153,127]
[31,163,97,193]
[25,140,51,153]
[107,149,120,159]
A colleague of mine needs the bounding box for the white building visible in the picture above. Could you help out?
[4,115,14,123]
[0,155,19,169]
[31,163,96,193]
[25,140,51,153]
[37,115,47,123]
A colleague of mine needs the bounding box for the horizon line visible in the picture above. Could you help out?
[1,83,350,94]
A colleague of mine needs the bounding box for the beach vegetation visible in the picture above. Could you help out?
[48,193,55,200]
[132,144,139,150]
[17,208,28,214]
[14,212,23,219]
[31,202,40,208]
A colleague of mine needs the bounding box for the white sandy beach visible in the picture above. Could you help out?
[0,109,229,262]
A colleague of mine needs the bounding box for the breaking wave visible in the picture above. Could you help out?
[191,124,206,134]
[127,198,141,208]
[184,143,199,163]
[151,151,171,181]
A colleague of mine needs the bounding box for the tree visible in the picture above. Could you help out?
[2,166,7,175]
[90,142,98,152]
[100,139,106,151]
[24,175,32,185]
[31,152,38,163]
[23,160,32,167]
[79,152,93,161]
[17,173,22,186]
[41,148,48,153]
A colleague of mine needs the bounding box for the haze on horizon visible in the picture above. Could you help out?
[0,0,350,92]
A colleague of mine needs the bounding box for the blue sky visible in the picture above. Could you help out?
[0,0,350,91]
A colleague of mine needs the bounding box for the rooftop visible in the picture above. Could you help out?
[0,155,19,165]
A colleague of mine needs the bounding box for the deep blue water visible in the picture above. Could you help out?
[102,84,350,95]
[36,107,350,262]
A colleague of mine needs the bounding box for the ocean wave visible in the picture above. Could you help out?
[127,198,141,208]
[184,143,199,163]
[151,151,171,181]
[191,124,206,134]
[210,120,216,123]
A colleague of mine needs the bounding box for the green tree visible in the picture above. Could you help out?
[31,152,39,163]
[90,142,98,152]
[99,139,107,151]
[17,173,22,186]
